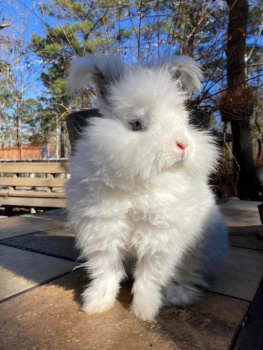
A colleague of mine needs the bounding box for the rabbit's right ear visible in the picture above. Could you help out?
[67,54,126,101]
[167,55,203,93]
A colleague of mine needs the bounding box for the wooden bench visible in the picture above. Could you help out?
[0,162,69,210]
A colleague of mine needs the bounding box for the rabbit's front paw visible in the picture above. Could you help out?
[82,288,116,315]
[131,298,159,322]
[82,296,115,314]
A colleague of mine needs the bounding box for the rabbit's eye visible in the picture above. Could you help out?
[129,120,143,131]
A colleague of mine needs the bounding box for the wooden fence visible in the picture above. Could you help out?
[0,146,43,160]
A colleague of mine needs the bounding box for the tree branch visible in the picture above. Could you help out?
[0,22,11,30]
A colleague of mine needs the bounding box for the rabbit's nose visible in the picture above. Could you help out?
[176,141,188,151]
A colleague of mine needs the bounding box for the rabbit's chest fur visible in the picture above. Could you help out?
[128,175,215,256]
[68,166,215,256]
[130,171,214,227]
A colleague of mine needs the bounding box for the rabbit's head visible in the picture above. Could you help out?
[67,55,219,184]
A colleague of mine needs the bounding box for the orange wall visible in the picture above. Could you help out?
[0,146,43,160]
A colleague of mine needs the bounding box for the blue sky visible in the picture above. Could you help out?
[2,0,45,43]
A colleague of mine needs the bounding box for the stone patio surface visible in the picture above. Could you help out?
[0,197,262,350]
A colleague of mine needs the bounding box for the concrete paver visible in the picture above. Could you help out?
[1,227,78,261]
[209,247,263,300]
[0,245,75,301]
[0,271,249,350]
[0,216,65,240]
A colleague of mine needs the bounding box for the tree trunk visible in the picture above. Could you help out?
[60,120,66,158]
[55,115,59,159]
[225,0,260,199]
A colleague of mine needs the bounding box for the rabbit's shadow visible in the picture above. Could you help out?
[68,267,134,311]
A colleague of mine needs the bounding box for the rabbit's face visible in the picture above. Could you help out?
[87,68,195,181]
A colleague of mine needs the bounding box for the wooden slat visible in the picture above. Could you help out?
[0,196,66,208]
[0,162,69,174]
[0,177,67,188]
[0,190,65,199]
[0,162,69,208]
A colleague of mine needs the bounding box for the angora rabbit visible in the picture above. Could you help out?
[66,54,227,321]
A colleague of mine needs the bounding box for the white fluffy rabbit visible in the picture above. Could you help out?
[66,54,228,321]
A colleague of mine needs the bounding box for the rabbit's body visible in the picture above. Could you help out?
[66,55,227,321]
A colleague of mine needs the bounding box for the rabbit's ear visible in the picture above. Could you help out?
[167,55,203,93]
[67,54,126,100]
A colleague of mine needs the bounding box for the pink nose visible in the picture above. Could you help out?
[176,141,188,151]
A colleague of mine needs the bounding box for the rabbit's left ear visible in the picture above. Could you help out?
[67,54,126,102]
[167,55,203,93]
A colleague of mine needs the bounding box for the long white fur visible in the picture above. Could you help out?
[67,54,126,93]
[167,55,203,92]
[66,54,227,321]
